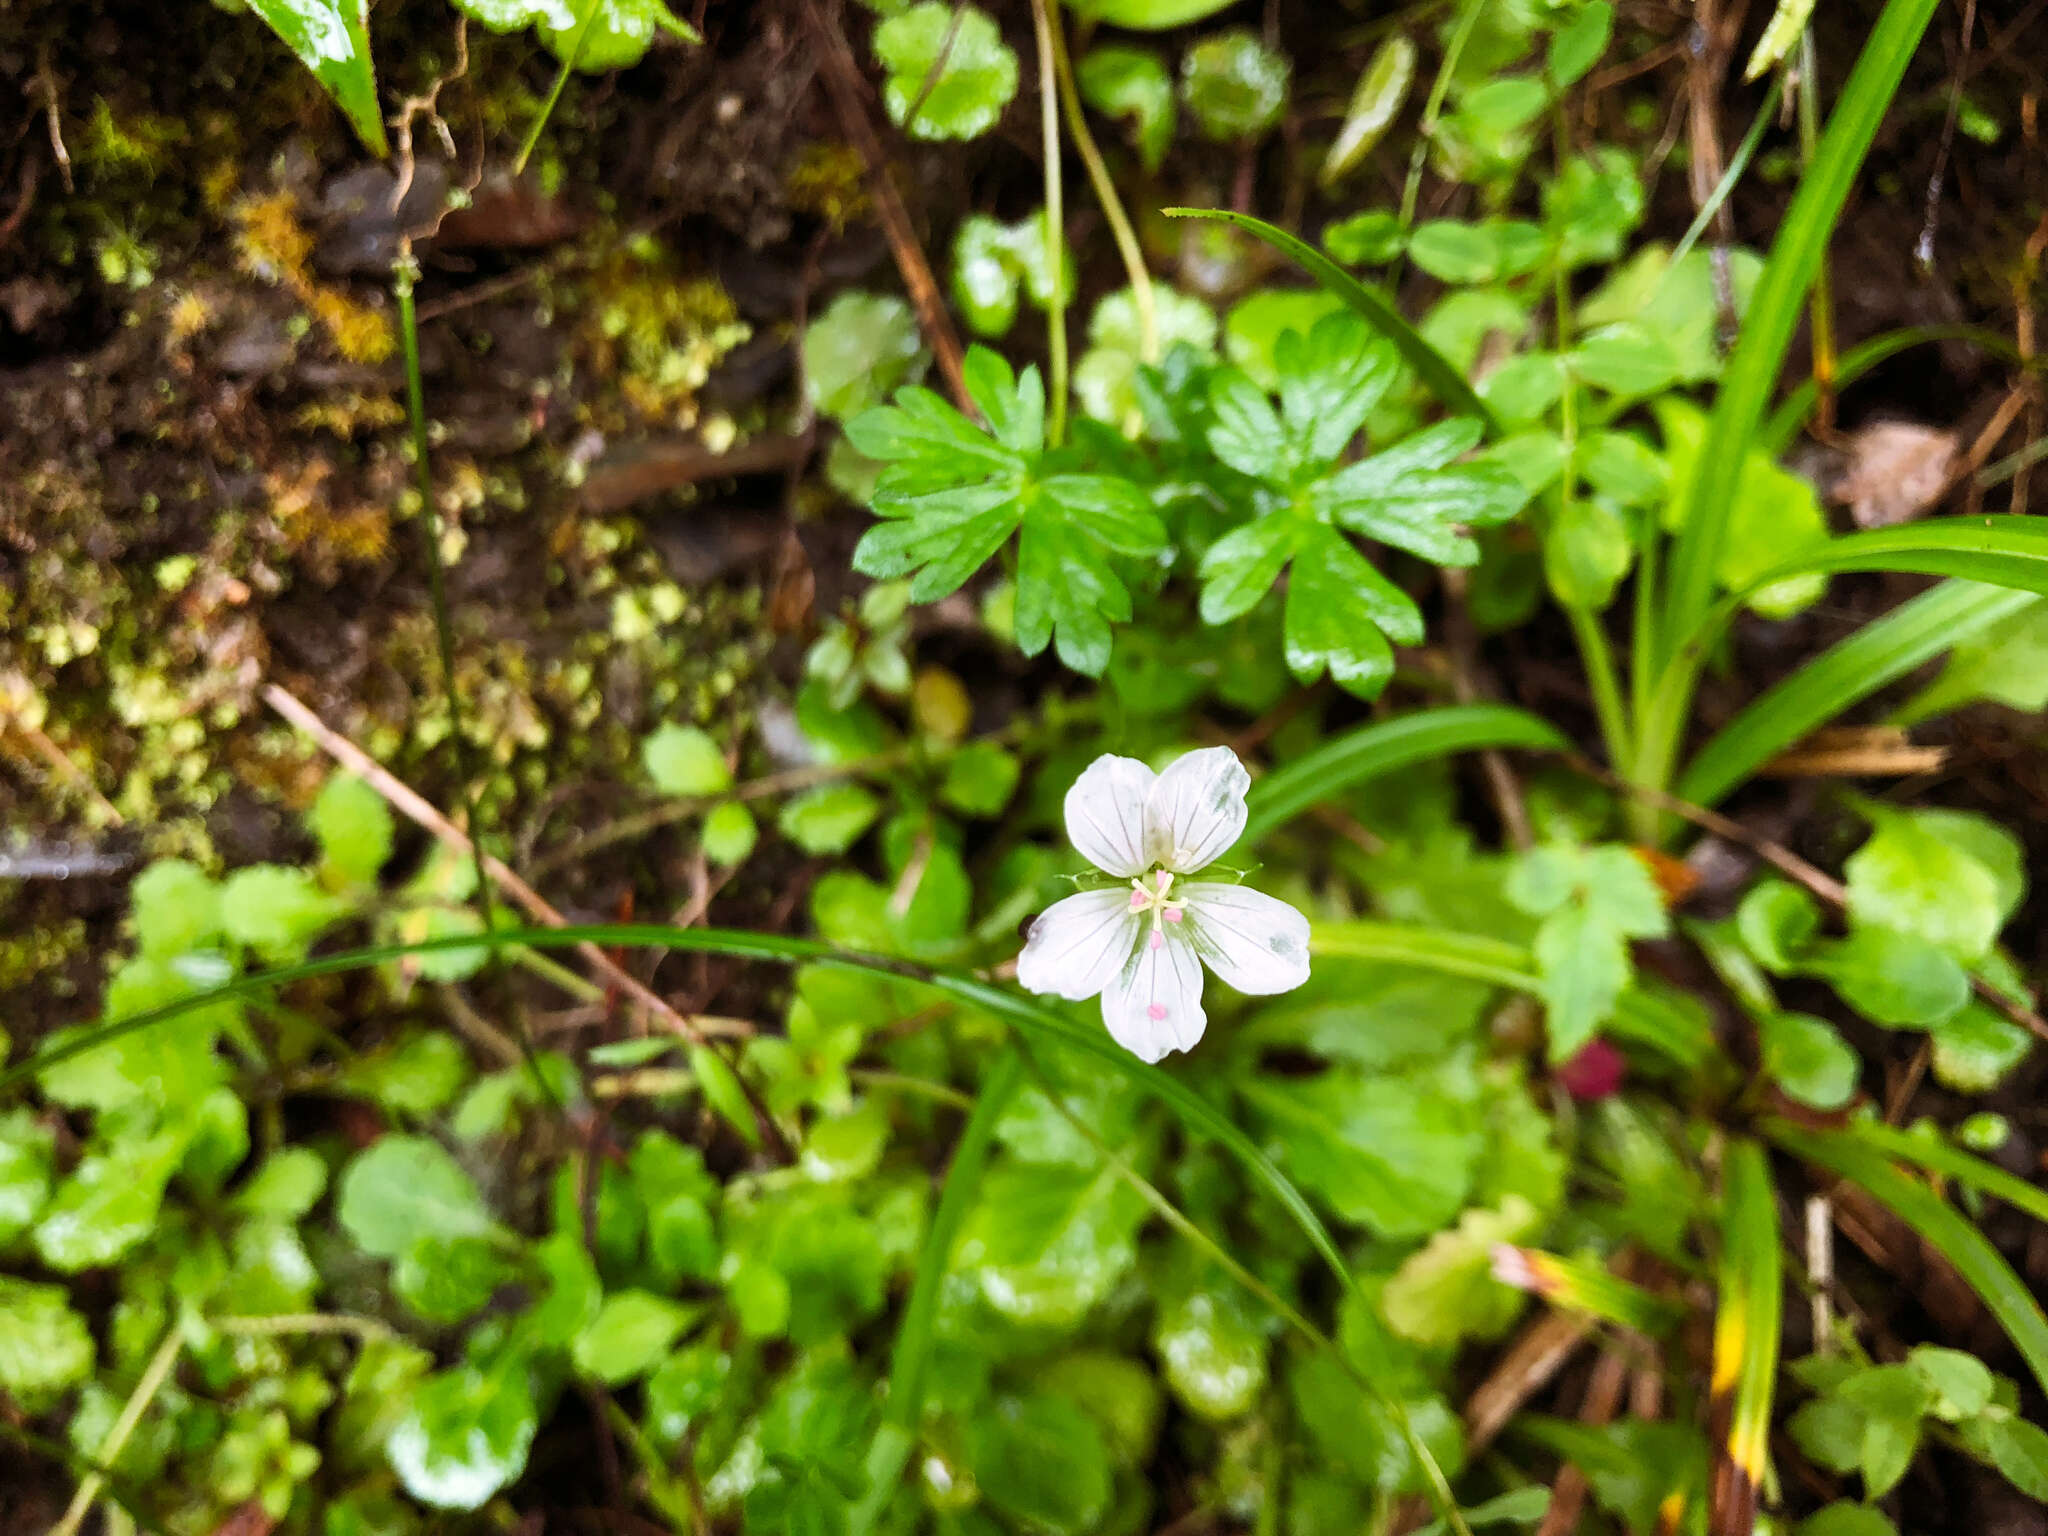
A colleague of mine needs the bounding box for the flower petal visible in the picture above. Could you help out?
[1100,931,1206,1062]
[1146,746,1251,873]
[1016,888,1141,1002]
[1064,755,1157,877]
[1180,883,1311,995]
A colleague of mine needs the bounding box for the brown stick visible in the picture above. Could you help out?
[804,0,971,413]
[262,682,721,1046]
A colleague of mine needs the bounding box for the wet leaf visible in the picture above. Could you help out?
[966,1392,1114,1536]
[0,1278,95,1410]
[874,2,1018,142]
[642,723,732,797]
[1323,36,1415,185]
[337,1135,499,1259]
[311,773,394,888]
[1180,29,1290,141]
[243,0,387,156]
[385,1358,538,1510]
[1078,46,1177,170]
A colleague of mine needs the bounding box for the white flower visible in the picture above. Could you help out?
[1016,746,1311,1063]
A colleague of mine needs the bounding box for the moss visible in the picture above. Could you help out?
[576,231,753,430]
[784,142,871,233]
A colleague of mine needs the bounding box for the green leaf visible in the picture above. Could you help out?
[574,1290,700,1385]
[243,0,387,156]
[952,212,1076,338]
[393,1232,520,1324]
[0,1278,95,1410]
[1291,1349,1466,1495]
[1800,1504,1899,1536]
[130,858,224,958]
[340,1029,471,1116]
[1077,46,1176,171]
[1746,0,1821,80]
[1242,1054,1484,1237]
[804,292,929,421]
[1982,1414,2048,1500]
[1507,843,1669,1059]
[33,1131,183,1272]
[956,1160,1147,1327]
[1323,35,1416,185]
[1897,593,2048,723]
[1064,0,1237,25]
[940,741,1021,817]
[778,784,883,855]
[1807,927,1969,1028]
[41,957,229,1114]
[1073,284,1216,426]
[1929,1000,2033,1092]
[642,723,732,797]
[1846,805,2013,963]
[1180,28,1290,141]
[1759,1011,1859,1110]
[1907,1345,1994,1421]
[1543,496,1632,611]
[311,773,394,888]
[337,1135,498,1259]
[385,1358,537,1511]
[1283,526,1408,700]
[874,2,1018,141]
[1325,209,1407,266]
[966,1393,1113,1536]
[1171,208,1497,429]
[1381,1197,1540,1346]
[232,1147,327,1221]
[1547,1,1613,86]
[0,1111,54,1245]
[220,864,347,961]
[1035,1351,1163,1470]
[645,1343,730,1445]
[1151,1259,1269,1421]
[1543,149,1644,268]
[701,800,759,866]
[466,0,698,71]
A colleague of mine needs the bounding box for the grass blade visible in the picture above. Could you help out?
[1162,207,1499,431]
[1846,1118,2048,1228]
[1708,1139,1782,1536]
[852,1047,1023,1533]
[1766,1119,2048,1395]
[1312,922,1716,1068]
[1759,324,2023,454]
[1675,580,2039,807]
[1240,704,1568,845]
[1659,0,1941,665]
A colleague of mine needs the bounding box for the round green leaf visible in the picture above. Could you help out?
[641,723,732,797]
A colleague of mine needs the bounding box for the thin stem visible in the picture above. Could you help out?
[1397,0,1484,238]
[1030,0,1069,446]
[393,255,495,932]
[213,1312,394,1341]
[1044,0,1156,364]
[1664,73,1784,274]
[48,1325,184,1536]
[1796,29,1837,431]
[1568,603,1633,773]
[513,0,602,178]
[849,1067,977,1111]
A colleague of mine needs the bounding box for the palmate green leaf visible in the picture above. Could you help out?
[1506,843,1670,1060]
[243,0,387,156]
[1284,526,1414,698]
[1166,208,1498,429]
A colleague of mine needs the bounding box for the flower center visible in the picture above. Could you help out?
[1127,869,1185,957]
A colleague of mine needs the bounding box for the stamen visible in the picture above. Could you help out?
[1146,1002,1167,1020]
[1164,906,1182,923]
[1148,929,1163,950]
[1128,884,1148,911]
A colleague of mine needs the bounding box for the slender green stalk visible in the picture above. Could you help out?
[1030,0,1070,446]
[48,1326,184,1536]
[1398,0,1484,237]
[214,1312,394,1341]
[1709,1140,1782,1531]
[1760,324,2022,452]
[1795,28,1837,425]
[1045,0,1156,363]
[393,255,495,929]
[1664,73,1784,275]
[513,0,601,178]
[851,1048,1023,1533]
[1568,604,1632,773]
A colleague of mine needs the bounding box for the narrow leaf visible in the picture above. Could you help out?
[246,0,389,156]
